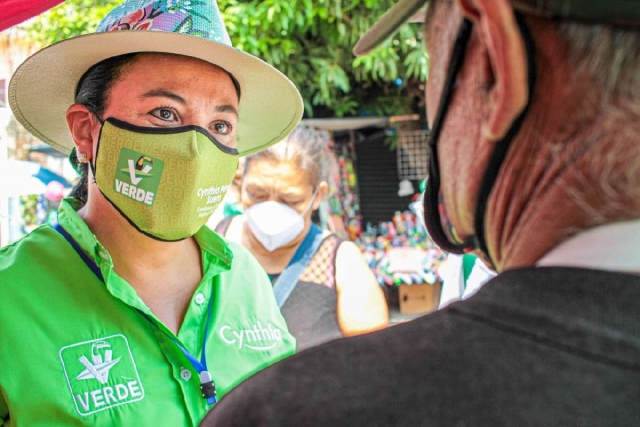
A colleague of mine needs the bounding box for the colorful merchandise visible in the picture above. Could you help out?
[356,210,447,287]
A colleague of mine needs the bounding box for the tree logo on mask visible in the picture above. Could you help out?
[126,156,154,185]
[113,148,164,206]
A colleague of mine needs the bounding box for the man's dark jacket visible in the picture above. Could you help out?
[203,267,640,426]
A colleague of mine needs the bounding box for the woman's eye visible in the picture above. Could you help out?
[247,190,264,200]
[150,108,177,122]
[213,121,232,135]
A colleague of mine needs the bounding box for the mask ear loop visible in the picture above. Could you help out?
[302,186,321,216]
[423,18,474,254]
[423,14,537,270]
[472,12,537,263]
[68,107,105,179]
[83,107,105,184]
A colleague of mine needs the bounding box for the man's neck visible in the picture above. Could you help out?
[486,98,640,272]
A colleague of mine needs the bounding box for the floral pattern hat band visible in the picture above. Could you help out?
[99,1,232,44]
[9,0,303,156]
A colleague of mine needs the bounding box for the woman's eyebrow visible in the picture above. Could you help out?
[279,190,305,198]
[140,89,186,104]
[245,183,303,198]
[214,104,238,117]
[140,89,238,117]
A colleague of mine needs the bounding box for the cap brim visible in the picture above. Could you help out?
[9,31,303,156]
[354,0,640,58]
[353,0,429,57]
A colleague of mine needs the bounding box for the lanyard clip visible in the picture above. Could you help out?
[199,371,217,403]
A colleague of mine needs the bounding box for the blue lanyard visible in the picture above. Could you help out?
[273,223,324,308]
[53,222,218,405]
[137,299,217,404]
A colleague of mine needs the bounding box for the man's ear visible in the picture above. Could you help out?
[66,104,100,161]
[457,0,529,141]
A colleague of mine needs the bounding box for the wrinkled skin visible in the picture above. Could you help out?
[425,0,639,271]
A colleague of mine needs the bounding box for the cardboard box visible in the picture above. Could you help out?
[398,282,441,314]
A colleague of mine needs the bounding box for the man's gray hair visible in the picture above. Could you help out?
[559,22,640,105]
[556,21,640,221]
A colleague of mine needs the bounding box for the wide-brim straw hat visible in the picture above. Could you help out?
[9,0,303,156]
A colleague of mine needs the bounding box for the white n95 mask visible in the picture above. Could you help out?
[244,189,318,252]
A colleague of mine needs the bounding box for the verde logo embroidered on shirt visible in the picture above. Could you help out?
[219,321,284,351]
[59,334,145,416]
[114,148,164,206]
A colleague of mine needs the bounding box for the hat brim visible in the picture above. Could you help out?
[353,0,428,57]
[9,31,303,156]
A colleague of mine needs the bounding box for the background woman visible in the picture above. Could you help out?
[215,127,389,351]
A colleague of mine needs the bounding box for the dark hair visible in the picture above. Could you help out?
[69,53,139,204]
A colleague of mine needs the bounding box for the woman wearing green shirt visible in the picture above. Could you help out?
[0,0,301,425]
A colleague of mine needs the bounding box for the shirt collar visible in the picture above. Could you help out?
[57,197,233,271]
[536,219,640,273]
[57,198,108,266]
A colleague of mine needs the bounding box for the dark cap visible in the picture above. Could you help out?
[353,0,640,56]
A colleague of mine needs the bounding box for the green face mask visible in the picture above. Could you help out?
[92,118,239,241]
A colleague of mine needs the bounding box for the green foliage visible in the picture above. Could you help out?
[220,0,427,117]
[19,0,120,46]
[19,194,40,227]
[19,0,428,118]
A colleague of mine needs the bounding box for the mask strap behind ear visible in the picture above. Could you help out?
[86,106,105,125]
[302,186,321,215]
[424,14,537,269]
[423,18,474,254]
[68,107,105,177]
[85,106,105,182]
[472,12,537,260]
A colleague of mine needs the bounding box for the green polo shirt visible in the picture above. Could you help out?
[0,199,295,426]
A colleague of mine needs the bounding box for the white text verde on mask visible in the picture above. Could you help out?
[197,184,231,205]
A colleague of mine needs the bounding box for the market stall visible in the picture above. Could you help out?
[303,118,446,316]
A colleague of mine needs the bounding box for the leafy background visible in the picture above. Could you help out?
[19,0,428,118]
